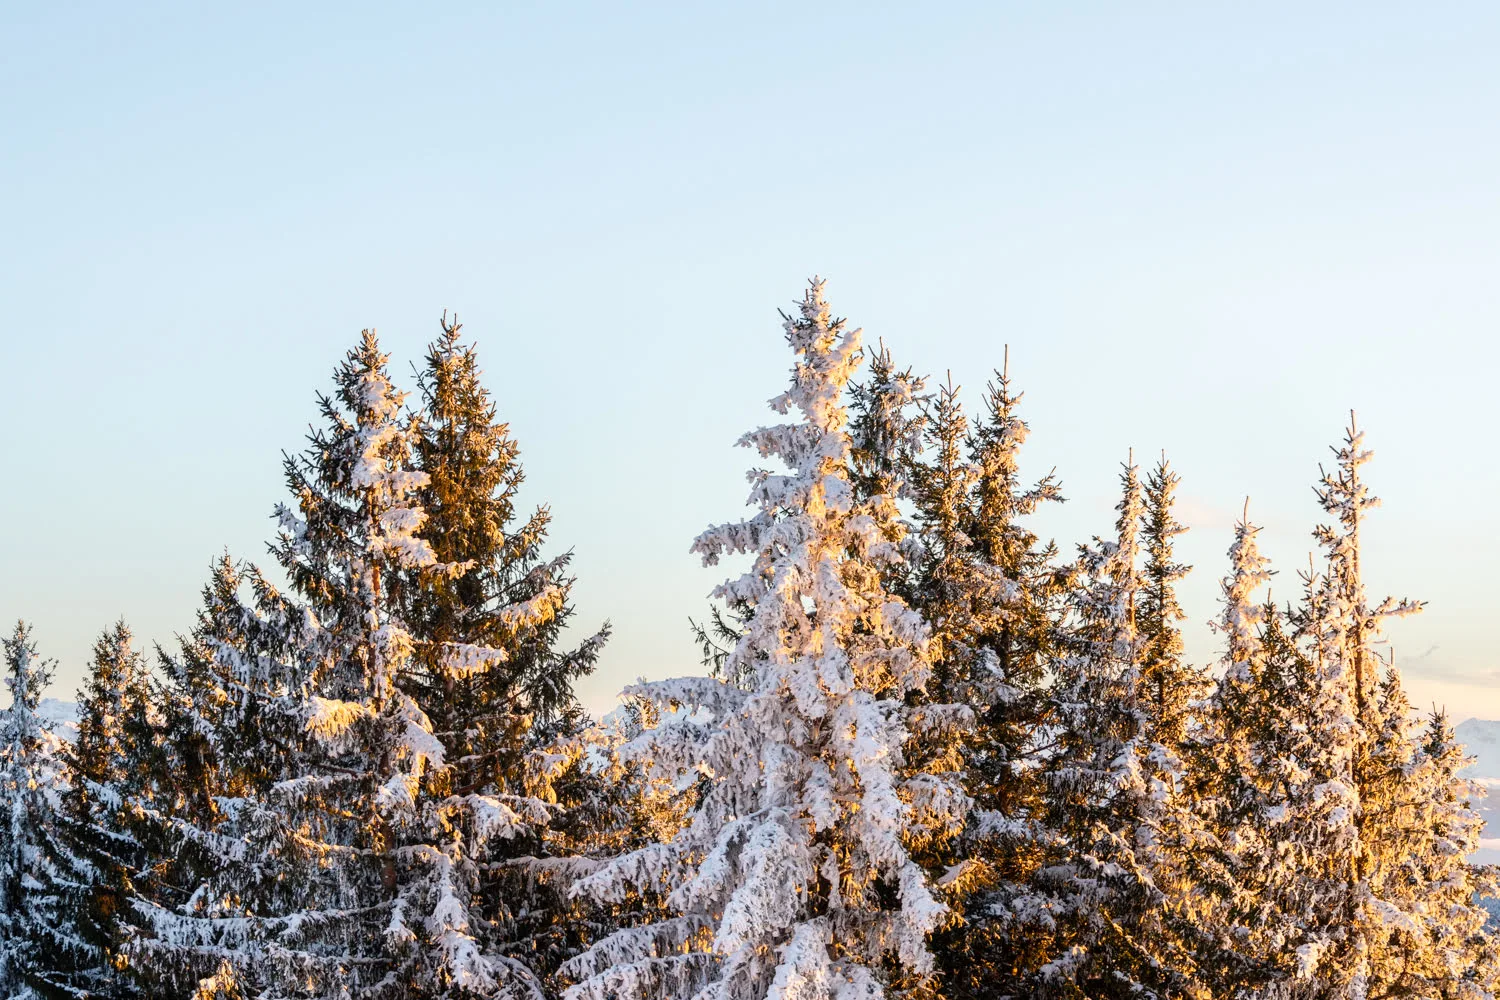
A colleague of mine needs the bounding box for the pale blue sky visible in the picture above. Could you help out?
[3,3,1498,718]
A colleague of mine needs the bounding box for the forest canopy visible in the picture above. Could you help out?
[0,281,1492,1000]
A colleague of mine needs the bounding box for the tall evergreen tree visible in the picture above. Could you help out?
[1205,416,1500,999]
[1291,416,1422,996]
[1195,512,1291,995]
[847,339,926,513]
[956,362,1065,895]
[899,377,986,996]
[1133,456,1220,993]
[123,554,316,998]
[403,313,606,735]
[402,313,610,987]
[991,459,1206,998]
[563,280,963,1000]
[1137,456,1201,750]
[31,622,156,999]
[0,622,63,999]
[128,332,577,999]
[898,360,1069,998]
[1040,458,1158,996]
[1393,710,1499,998]
[903,378,973,690]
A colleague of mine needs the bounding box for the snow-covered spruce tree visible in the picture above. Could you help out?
[563,279,962,1000]
[896,362,1070,999]
[1194,511,1293,995]
[847,340,926,515]
[115,550,293,1000]
[895,377,980,935]
[962,362,1066,684]
[526,695,703,986]
[955,364,1066,899]
[403,312,606,734]
[1200,491,1405,997]
[126,335,432,997]
[902,378,973,696]
[401,313,610,984]
[1132,455,1222,983]
[1320,419,1495,996]
[132,331,579,999]
[31,621,157,999]
[849,351,1028,1000]
[1232,415,1497,999]
[1392,709,1500,996]
[989,458,1205,999]
[123,554,320,999]
[1285,416,1421,996]
[912,358,1067,713]
[153,555,251,832]
[1137,456,1204,751]
[0,621,64,998]
[692,338,925,693]
[1219,584,1367,1000]
[1352,671,1500,997]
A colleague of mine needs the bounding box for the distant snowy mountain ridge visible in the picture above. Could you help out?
[1457,718,1500,781]
[1456,718,1500,863]
[35,697,78,738]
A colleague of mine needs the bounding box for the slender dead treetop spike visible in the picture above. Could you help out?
[1003,343,1010,381]
[1243,496,1250,524]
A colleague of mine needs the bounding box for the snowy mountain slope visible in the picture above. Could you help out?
[1456,718,1500,864]
[36,697,78,740]
[1458,718,1500,780]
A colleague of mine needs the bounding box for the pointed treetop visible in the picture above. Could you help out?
[848,336,927,504]
[1314,410,1380,538]
[769,277,864,433]
[2,621,53,717]
[1215,502,1273,679]
[1115,453,1144,554]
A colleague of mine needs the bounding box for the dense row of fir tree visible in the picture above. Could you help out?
[1,280,1495,1000]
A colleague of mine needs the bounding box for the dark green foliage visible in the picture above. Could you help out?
[400,315,611,986]
[1138,457,1200,750]
[30,622,155,999]
[402,314,607,785]
[887,360,1073,999]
